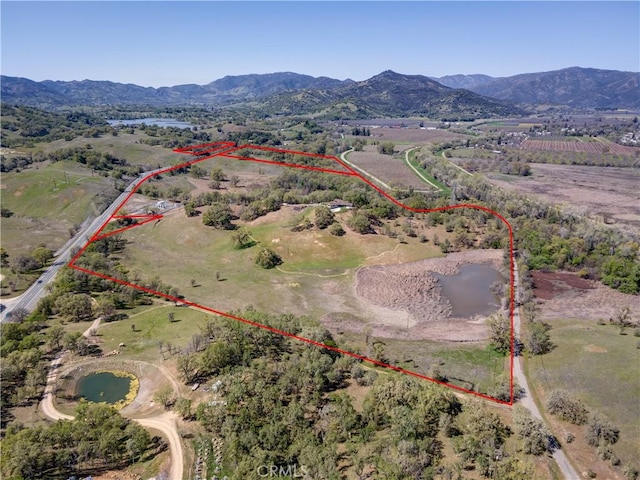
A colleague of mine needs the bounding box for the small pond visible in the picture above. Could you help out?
[76,372,131,404]
[107,118,195,129]
[433,263,502,317]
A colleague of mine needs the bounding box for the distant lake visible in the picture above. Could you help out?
[107,118,195,129]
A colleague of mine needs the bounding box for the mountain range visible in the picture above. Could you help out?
[1,67,638,118]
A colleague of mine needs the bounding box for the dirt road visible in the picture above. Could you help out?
[513,260,579,480]
[39,319,185,479]
[137,412,184,480]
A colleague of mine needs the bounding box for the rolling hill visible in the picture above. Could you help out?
[469,67,640,109]
[3,67,636,117]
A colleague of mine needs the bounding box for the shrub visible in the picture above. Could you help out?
[314,206,335,229]
[586,414,619,447]
[623,464,639,480]
[329,222,345,236]
[546,390,588,425]
[348,212,373,234]
[255,247,282,269]
[377,142,395,155]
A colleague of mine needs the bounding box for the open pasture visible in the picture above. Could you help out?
[0,160,117,255]
[527,319,640,477]
[25,132,188,168]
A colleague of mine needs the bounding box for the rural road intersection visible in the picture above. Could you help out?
[0,168,166,323]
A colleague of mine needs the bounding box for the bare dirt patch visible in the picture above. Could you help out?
[324,250,505,342]
[584,344,607,353]
[533,271,640,322]
[486,164,640,228]
[531,271,594,300]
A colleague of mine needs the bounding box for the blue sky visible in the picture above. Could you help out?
[2,1,638,87]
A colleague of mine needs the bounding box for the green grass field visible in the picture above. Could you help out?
[1,160,116,256]
[98,303,215,359]
[115,206,446,320]
[26,132,182,167]
[379,337,507,395]
[406,148,451,194]
[527,320,640,467]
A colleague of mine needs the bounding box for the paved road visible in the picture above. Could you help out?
[1,170,163,323]
[512,259,579,479]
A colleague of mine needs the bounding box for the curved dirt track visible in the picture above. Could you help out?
[136,412,184,480]
[39,318,185,479]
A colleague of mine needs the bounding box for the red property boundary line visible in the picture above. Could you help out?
[68,141,516,405]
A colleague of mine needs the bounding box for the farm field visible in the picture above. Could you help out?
[526,319,640,479]
[364,127,468,143]
[520,138,638,156]
[485,163,640,228]
[345,145,438,190]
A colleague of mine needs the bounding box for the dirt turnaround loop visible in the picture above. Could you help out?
[340,249,505,342]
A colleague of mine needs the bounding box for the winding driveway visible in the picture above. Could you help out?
[39,318,185,480]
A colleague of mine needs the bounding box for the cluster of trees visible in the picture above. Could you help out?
[546,389,627,470]
[136,124,211,148]
[1,145,140,175]
[377,141,396,155]
[1,402,154,479]
[1,316,48,419]
[1,104,112,148]
[457,155,533,176]
[351,126,371,136]
[226,129,281,146]
[505,148,635,168]
[183,165,395,228]
[175,310,544,478]
[3,246,53,276]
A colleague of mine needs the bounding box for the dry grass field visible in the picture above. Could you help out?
[486,163,640,228]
